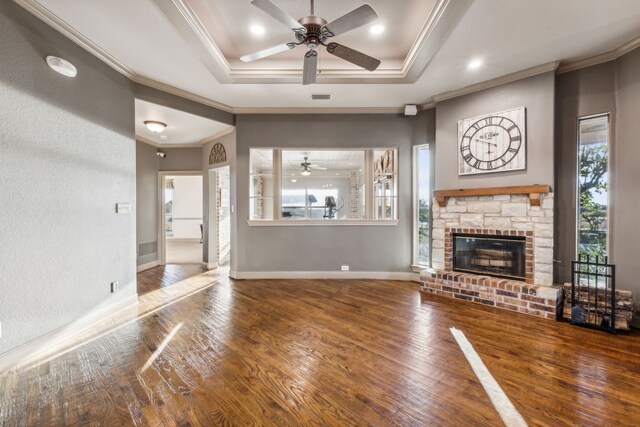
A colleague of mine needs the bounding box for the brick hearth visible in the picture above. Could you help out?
[421,270,562,320]
[422,189,561,319]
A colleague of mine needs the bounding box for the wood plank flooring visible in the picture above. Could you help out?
[1,274,640,426]
[137,264,206,295]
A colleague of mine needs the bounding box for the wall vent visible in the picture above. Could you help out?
[138,241,158,257]
[311,94,331,100]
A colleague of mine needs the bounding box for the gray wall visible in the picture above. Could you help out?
[555,48,640,298]
[0,2,136,354]
[135,143,203,266]
[136,141,160,266]
[614,48,640,298]
[235,114,414,273]
[159,147,202,171]
[554,62,616,283]
[435,72,555,189]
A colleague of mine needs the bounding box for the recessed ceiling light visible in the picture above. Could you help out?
[144,121,167,133]
[467,59,483,70]
[250,25,265,35]
[291,178,297,183]
[46,56,77,78]
[370,25,385,34]
[160,135,168,140]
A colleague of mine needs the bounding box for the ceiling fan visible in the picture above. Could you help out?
[300,156,327,175]
[241,0,381,85]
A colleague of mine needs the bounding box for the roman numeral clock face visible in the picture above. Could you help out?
[458,107,526,175]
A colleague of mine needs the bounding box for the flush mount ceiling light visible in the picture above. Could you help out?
[46,56,77,78]
[370,24,384,34]
[250,25,266,35]
[467,58,483,70]
[144,120,167,133]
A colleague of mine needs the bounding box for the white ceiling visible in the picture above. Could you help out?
[135,99,232,146]
[22,0,640,109]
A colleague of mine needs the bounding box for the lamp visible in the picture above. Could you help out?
[144,120,167,133]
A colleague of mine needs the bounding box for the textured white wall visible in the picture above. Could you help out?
[0,2,137,355]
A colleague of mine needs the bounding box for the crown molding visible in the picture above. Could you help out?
[13,0,134,78]
[152,0,468,84]
[152,0,231,83]
[197,126,235,145]
[431,61,560,103]
[232,107,405,115]
[557,35,640,74]
[402,0,473,81]
[130,74,234,113]
[136,135,204,148]
[136,125,234,148]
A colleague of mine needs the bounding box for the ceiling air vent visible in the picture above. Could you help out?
[311,94,331,101]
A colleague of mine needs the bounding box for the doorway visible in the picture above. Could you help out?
[207,166,231,269]
[161,173,203,265]
[216,167,231,267]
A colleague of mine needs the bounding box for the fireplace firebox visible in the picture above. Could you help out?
[453,233,526,280]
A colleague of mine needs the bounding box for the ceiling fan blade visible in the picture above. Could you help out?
[322,4,378,37]
[326,43,381,71]
[251,0,305,32]
[311,166,327,170]
[240,43,295,62]
[303,50,318,85]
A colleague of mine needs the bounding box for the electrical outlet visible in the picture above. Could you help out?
[341,265,349,271]
[111,281,119,293]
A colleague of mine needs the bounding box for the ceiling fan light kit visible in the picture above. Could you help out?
[242,0,382,85]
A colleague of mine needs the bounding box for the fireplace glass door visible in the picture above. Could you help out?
[453,234,526,280]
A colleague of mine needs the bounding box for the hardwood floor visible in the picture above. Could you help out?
[2,276,640,426]
[137,264,206,295]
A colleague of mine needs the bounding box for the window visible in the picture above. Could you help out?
[282,150,365,220]
[249,148,397,223]
[577,114,609,260]
[249,149,273,220]
[413,145,431,266]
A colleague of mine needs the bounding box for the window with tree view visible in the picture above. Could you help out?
[577,114,609,260]
[414,144,430,266]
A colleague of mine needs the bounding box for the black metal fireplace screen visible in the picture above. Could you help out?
[453,233,526,280]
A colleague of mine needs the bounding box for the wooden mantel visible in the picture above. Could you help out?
[433,185,551,207]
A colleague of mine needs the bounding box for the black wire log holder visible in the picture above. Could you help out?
[570,255,616,333]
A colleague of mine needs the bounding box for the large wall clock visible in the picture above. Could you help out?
[457,107,526,175]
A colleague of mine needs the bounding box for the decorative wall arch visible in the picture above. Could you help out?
[209,143,227,165]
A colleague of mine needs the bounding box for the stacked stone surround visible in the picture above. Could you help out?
[422,192,561,319]
[432,193,554,286]
[421,270,562,319]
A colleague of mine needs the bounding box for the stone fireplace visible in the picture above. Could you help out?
[420,186,562,320]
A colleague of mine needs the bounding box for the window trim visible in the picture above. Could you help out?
[248,147,399,226]
[575,112,611,260]
[412,144,431,268]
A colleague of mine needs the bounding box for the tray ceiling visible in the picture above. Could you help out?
[16,0,640,110]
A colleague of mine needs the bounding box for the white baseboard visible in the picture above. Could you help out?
[229,270,415,281]
[137,260,160,272]
[0,293,139,373]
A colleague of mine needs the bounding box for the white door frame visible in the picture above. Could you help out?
[158,170,203,266]
[206,165,231,269]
